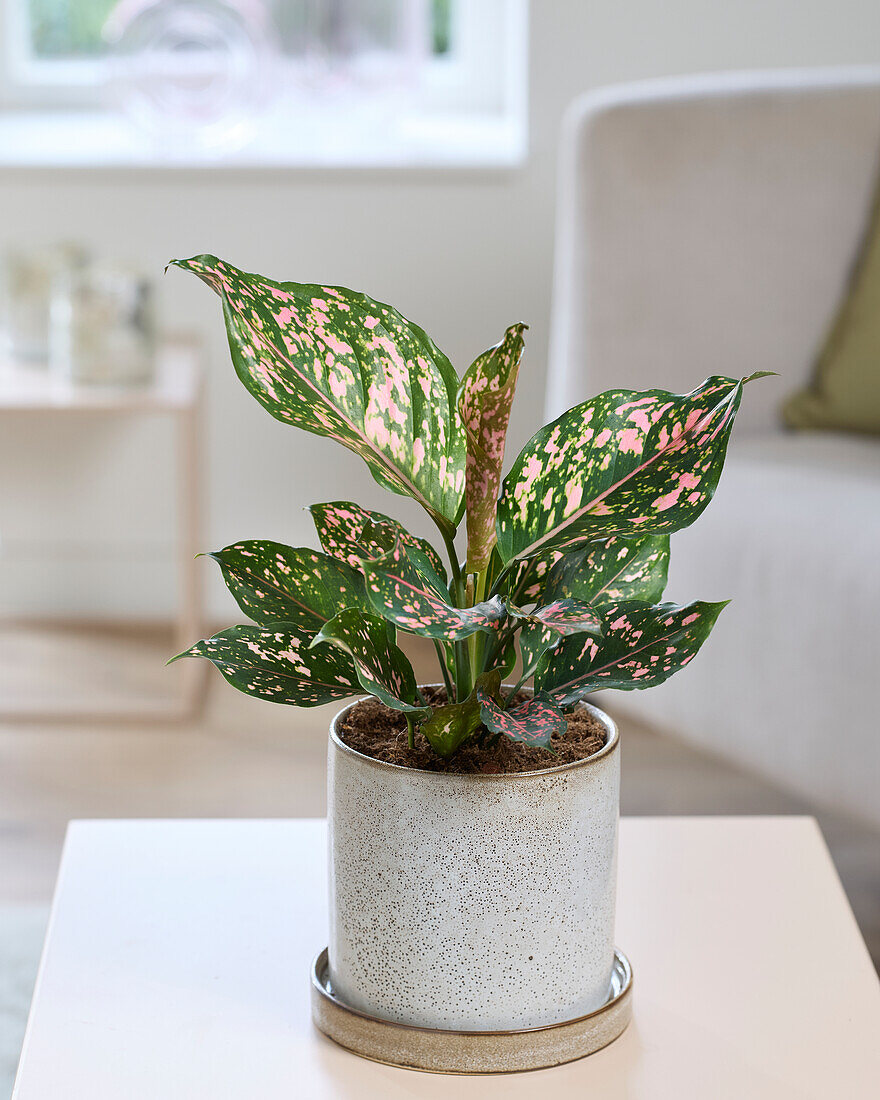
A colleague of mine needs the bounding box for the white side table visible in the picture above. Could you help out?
[0,338,207,720]
[12,817,880,1098]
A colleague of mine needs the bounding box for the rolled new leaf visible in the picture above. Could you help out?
[170,256,466,530]
[535,600,727,706]
[311,607,429,717]
[208,541,368,634]
[497,374,768,563]
[457,323,527,570]
[169,625,358,706]
[420,670,502,757]
[477,689,567,748]
[361,534,506,642]
[310,500,446,581]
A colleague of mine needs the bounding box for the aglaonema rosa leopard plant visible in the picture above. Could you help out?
[169,255,770,757]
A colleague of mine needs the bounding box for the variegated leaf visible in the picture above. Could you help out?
[171,256,466,529]
[495,636,518,679]
[169,625,358,706]
[535,600,727,706]
[543,534,670,611]
[498,548,566,605]
[508,598,602,637]
[420,670,502,757]
[362,535,506,641]
[311,608,428,716]
[310,500,446,581]
[477,689,567,748]
[208,541,367,633]
[510,598,604,682]
[487,548,566,665]
[497,374,769,563]
[458,323,527,570]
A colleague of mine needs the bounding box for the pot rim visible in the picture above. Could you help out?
[329,687,619,781]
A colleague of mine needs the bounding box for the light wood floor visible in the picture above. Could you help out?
[1,625,878,966]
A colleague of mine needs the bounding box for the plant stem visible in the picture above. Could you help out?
[433,639,454,699]
[406,714,415,750]
[436,524,463,604]
[431,519,470,700]
[489,559,517,598]
[470,569,488,678]
[506,668,532,706]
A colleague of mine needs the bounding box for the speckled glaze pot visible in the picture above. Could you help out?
[326,696,620,1033]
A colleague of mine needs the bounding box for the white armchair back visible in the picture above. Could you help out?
[547,67,880,433]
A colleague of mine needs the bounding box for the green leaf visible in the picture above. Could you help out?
[208,541,367,633]
[362,534,506,642]
[171,256,465,529]
[169,625,358,706]
[311,608,428,717]
[535,600,727,706]
[510,598,604,682]
[420,670,502,757]
[543,534,670,611]
[310,500,446,581]
[497,375,762,563]
[495,637,518,678]
[508,598,602,638]
[457,323,527,570]
[494,548,564,603]
[477,690,567,748]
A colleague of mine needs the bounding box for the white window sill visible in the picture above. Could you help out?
[0,108,527,171]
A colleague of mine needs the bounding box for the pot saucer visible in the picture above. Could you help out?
[310,947,632,1074]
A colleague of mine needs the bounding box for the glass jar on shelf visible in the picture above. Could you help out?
[1,244,88,366]
[49,262,156,388]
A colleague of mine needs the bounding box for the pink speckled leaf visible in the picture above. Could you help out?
[362,534,506,642]
[498,548,566,605]
[509,598,603,684]
[171,256,465,529]
[309,501,446,581]
[509,598,602,638]
[311,608,429,717]
[477,690,567,748]
[169,625,358,707]
[458,323,527,570]
[535,600,727,706]
[497,374,769,564]
[542,534,670,611]
[208,541,369,634]
[420,670,502,757]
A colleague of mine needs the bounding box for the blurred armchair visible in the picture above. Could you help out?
[546,68,880,825]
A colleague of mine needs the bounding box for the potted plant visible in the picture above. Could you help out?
[170,255,767,1072]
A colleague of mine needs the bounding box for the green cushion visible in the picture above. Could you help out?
[783,184,880,435]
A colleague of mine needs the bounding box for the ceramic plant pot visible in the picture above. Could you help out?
[324,695,621,1034]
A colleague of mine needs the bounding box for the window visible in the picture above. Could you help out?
[5,1,453,87]
[0,1,527,167]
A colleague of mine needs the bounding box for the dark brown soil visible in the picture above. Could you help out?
[337,687,607,774]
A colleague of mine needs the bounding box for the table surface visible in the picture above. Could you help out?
[13,817,880,1099]
[0,339,200,412]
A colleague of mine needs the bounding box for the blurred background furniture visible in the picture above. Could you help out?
[547,67,880,827]
[0,338,206,721]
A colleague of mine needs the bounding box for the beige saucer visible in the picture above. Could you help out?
[311,947,633,1074]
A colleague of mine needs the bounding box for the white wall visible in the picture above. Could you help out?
[1,1,879,621]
